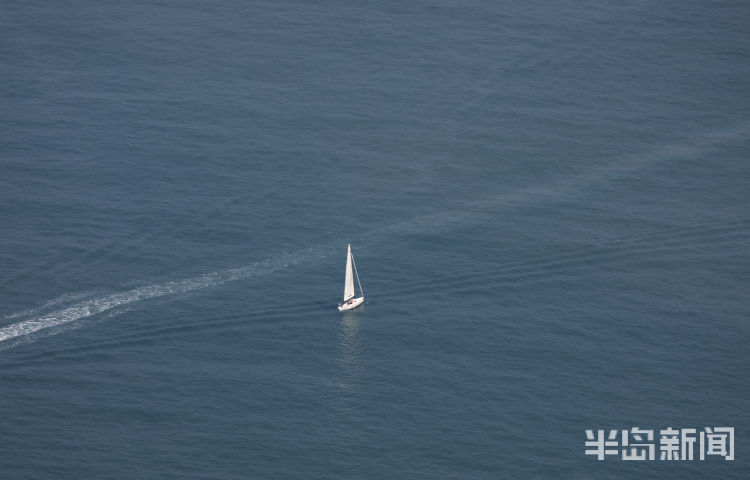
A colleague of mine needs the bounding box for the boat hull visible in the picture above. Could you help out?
[338,296,364,311]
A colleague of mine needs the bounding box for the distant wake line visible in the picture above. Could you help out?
[371,121,750,239]
[3,122,748,348]
[0,252,310,346]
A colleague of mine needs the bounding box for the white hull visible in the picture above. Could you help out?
[338,296,364,311]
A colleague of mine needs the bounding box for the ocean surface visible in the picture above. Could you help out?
[1,1,749,478]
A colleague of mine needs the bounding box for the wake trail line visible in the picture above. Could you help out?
[0,250,314,346]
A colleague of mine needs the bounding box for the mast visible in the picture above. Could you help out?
[343,244,355,301]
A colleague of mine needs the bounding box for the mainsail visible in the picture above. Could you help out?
[343,243,355,301]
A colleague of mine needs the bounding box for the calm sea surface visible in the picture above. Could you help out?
[1,1,749,478]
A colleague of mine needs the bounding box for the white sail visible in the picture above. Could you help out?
[343,244,355,301]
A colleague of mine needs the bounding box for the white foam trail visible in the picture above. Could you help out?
[0,251,312,345]
[3,123,747,347]
[1,291,96,322]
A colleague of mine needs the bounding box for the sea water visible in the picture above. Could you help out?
[1,1,748,478]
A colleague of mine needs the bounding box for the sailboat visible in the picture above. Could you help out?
[338,243,365,311]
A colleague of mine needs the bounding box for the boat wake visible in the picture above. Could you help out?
[3,122,747,350]
[367,121,750,241]
[0,250,315,349]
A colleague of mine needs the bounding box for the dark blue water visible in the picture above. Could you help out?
[2,1,748,478]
